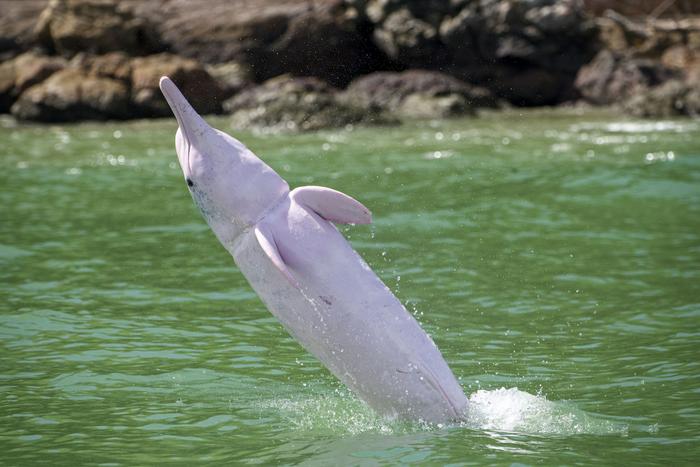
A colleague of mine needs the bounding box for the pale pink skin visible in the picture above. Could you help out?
[159,76,468,423]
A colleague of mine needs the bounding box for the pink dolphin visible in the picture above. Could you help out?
[159,76,468,423]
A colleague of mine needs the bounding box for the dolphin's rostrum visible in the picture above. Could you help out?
[159,76,468,423]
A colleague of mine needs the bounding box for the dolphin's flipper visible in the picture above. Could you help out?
[254,224,300,289]
[291,186,372,225]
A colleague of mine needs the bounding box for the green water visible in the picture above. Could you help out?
[1,110,699,465]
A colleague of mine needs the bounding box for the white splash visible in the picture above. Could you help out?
[257,386,628,437]
[465,387,627,435]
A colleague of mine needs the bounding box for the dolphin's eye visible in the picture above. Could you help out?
[186,178,194,187]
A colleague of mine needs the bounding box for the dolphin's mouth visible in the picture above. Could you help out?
[159,76,198,178]
[159,77,189,137]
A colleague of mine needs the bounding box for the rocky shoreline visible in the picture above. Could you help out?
[0,0,698,129]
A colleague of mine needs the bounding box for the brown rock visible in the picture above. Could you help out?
[661,45,699,71]
[72,51,132,81]
[33,0,162,57]
[205,62,253,99]
[596,17,628,53]
[14,53,67,92]
[264,0,392,87]
[124,0,390,87]
[0,51,66,112]
[130,53,225,116]
[0,0,48,57]
[343,69,498,118]
[372,8,445,66]
[623,79,700,118]
[225,75,393,132]
[360,0,597,105]
[0,61,16,111]
[575,49,677,105]
[11,67,129,121]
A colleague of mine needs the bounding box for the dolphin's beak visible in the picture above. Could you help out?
[158,76,210,147]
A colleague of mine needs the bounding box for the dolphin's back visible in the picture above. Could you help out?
[232,194,468,423]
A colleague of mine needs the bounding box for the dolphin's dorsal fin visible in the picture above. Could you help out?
[254,223,300,289]
[291,186,372,225]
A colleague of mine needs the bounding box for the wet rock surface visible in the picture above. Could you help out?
[11,68,130,121]
[623,78,700,118]
[575,49,679,105]
[575,13,700,117]
[225,75,394,132]
[343,70,498,119]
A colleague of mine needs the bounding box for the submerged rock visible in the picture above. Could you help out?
[11,67,129,121]
[343,70,498,119]
[225,75,393,132]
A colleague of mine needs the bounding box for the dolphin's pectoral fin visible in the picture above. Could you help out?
[254,224,301,290]
[291,186,372,225]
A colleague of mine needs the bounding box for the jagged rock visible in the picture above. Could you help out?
[624,79,700,117]
[397,92,469,119]
[343,70,498,118]
[71,51,132,81]
[364,0,454,67]
[661,45,700,72]
[130,53,225,116]
[596,17,629,53]
[372,7,446,66]
[0,0,47,58]
[125,0,390,87]
[0,51,66,112]
[356,0,597,105]
[14,53,67,92]
[583,0,700,17]
[206,62,253,99]
[575,49,678,105]
[263,0,391,86]
[225,75,393,132]
[11,67,129,121]
[33,0,162,57]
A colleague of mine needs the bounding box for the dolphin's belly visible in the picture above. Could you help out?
[231,209,468,423]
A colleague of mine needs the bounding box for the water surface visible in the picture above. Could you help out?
[1,110,699,465]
